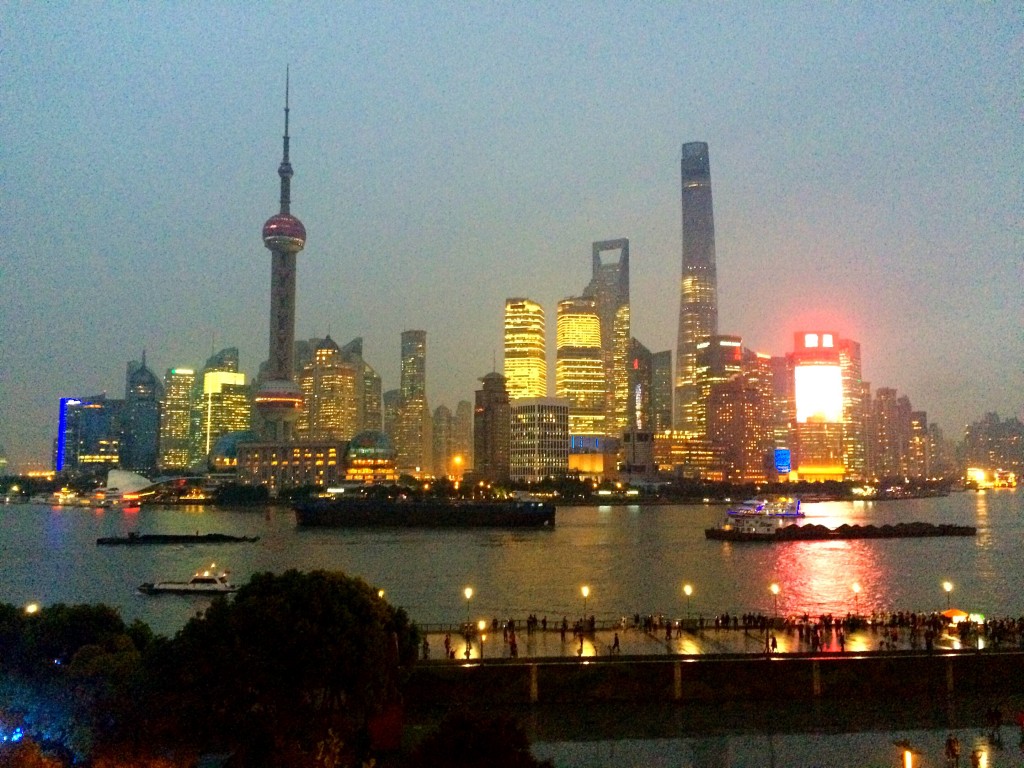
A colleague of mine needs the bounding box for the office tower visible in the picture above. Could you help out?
[629,338,652,431]
[503,298,547,400]
[837,339,867,481]
[55,395,123,473]
[188,348,250,468]
[582,239,630,438]
[706,369,773,483]
[650,350,673,434]
[556,297,605,439]
[509,398,569,482]
[382,389,400,442]
[789,332,845,481]
[339,337,383,432]
[473,372,510,484]
[395,330,428,474]
[432,404,454,478]
[255,72,306,441]
[963,413,1024,477]
[159,368,195,471]
[907,411,930,479]
[693,335,744,441]
[867,387,915,480]
[120,354,163,474]
[296,336,359,442]
[675,142,719,431]
[453,400,474,472]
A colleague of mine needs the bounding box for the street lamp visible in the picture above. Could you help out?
[943,581,953,609]
[464,586,473,627]
[581,585,590,620]
[852,582,861,616]
[377,589,385,600]
[770,583,780,618]
[683,583,693,619]
[478,619,487,659]
[24,602,39,615]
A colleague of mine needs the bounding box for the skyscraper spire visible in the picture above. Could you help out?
[278,65,293,215]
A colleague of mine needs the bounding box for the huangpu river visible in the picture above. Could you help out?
[1,489,1021,638]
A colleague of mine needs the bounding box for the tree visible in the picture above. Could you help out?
[408,710,553,768]
[154,570,418,765]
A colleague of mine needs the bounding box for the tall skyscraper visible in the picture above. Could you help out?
[188,348,250,468]
[473,372,510,485]
[555,297,605,439]
[382,389,400,442]
[296,336,359,442]
[503,298,547,400]
[629,338,652,431]
[675,142,719,431]
[432,404,454,478]
[120,353,163,474]
[583,239,630,438]
[255,71,306,442]
[55,395,122,473]
[650,350,673,434]
[159,368,195,471]
[395,330,428,474]
[509,398,569,482]
[339,337,383,433]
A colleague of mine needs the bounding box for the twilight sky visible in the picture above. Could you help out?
[2,3,1021,470]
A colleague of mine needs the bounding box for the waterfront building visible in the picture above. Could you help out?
[620,428,657,481]
[650,350,673,434]
[555,297,605,439]
[159,368,195,471]
[509,398,570,482]
[838,339,868,481]
[55,395,123,473]
[866,387,918,480]
[339,337,383,433]
[188,349,250,469]
[254,72,305,442]
[395,330,429,475]
[629,338,652,431]
[790,332,845,481]
[473,372,510,485]
[237,440,346,494]
[344,430,399,483]
[963,413,1024,477]
[693,335,744,442]
[675,141,719,431]
[120,355,163,474]
[296,336,359,442]
[706,373,773,483]
[652,431,719,478]
[504,298,547,400]
[453,399,473,474]
[582,239,630,438]
[432,404,454,478]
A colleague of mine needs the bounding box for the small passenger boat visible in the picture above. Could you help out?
[137,565,238,595]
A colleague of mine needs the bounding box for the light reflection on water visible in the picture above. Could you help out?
[0,489,1020,636]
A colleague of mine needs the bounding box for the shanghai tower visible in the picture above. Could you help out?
[674,141,718,430]
[255,71,306,441]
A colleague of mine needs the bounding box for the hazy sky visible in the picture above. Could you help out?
[2,3,1021,470]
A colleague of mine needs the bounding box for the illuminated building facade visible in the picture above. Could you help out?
[339,337,383,433]
[838,339,868,481]
[650,350,673,434]
[629,338,652,431]
[504,298,547,400]
[473,372,510,485]
[255,72,306,441]
[509,398,570,482]
[237,441,345,494]
[296,336,359,442]
[453,400,474,473]
[345,430,398,483]
[653,431,719,479]
[382,389,400,443]
[790,331,845,481]
[121,355,163,474]
[706,373,773,483]
[55,395,122,472]
[159,368,195,471]
[693,335,743,441]
[188,348,251,468]
[675,142,719,431]
[582,239,630,438]
[963,413,1024,478]
[556,297,605,438]
[395,330,429,474]
[866,387,921,479]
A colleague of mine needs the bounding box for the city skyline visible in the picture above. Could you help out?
[2,5,1021,470]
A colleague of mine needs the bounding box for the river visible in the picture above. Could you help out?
[1,489,1020,638]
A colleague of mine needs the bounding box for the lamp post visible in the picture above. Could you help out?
[943,581,953,609]
[464,586,473,628]
[24,602,39,615]
[581,585,590,621]
[683,583,693,620]
[852,582,861,617]
[478,619,487,659]
[770,583,780,618]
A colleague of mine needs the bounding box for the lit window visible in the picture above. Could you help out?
[822,334,834,347]
[804,333,818,348]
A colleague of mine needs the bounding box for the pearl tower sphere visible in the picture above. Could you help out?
[255,71,305,441]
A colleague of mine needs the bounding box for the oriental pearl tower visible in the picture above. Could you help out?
[255,71,306,441]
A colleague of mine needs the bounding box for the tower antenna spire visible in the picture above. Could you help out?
[278,65,293,214]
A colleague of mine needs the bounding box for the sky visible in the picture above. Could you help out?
[2,3,1021,471]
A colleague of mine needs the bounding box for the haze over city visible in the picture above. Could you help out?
[2,3,1021,471]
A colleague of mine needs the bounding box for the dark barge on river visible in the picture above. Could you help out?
[96,532,260,546]
[705,520,976,542]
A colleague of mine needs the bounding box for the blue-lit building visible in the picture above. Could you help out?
[55,395,123,473]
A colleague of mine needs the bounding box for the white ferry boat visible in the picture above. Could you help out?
[137,565,237,596]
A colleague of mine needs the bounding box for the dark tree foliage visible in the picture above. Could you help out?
[151,569,419,765]
[408,710,554,768]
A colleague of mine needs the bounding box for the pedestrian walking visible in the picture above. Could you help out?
[612,632,620,654]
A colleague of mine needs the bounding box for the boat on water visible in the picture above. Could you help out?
[706,519,976,542]
[97,532,260,546]
[294,488,556,528]
[138,564,237,595]
[726,497,803,518]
